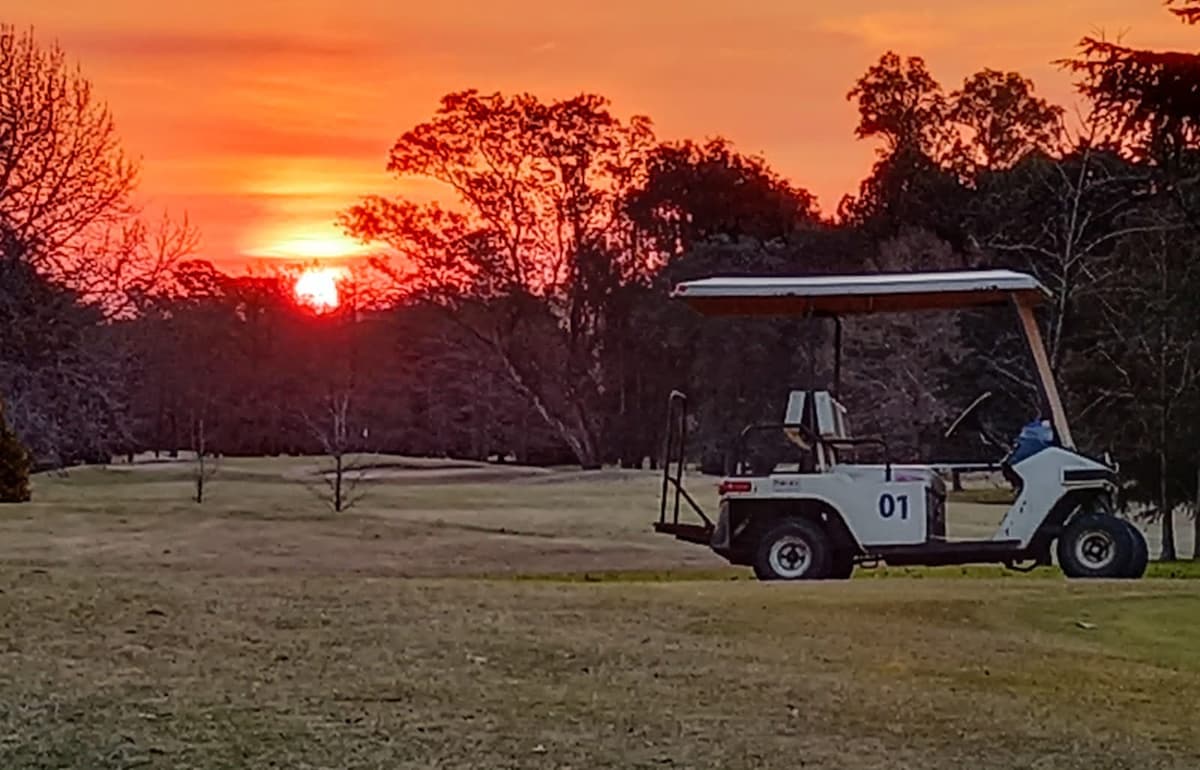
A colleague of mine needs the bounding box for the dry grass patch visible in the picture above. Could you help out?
[2,570,1198,769]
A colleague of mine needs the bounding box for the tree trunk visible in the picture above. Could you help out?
[1160,443,1177,561]
[334,453,343,513]
[1194,465,1200,561]
[496,349,598,469]
[1158,332,1176,561]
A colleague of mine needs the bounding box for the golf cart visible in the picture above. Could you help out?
[656,269,1147,580]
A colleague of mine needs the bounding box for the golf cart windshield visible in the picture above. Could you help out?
[670,268,1072,449]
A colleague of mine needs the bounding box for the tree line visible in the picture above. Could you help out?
[2,7,1200,557]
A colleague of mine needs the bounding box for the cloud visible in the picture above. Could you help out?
[177,120,387,160]
[818,12,951,50]
[69,29,372,63]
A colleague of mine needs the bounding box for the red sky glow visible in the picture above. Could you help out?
[4,0,1196,270]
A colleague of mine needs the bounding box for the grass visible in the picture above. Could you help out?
[948,486,1017,505]
[1,456,1199,768]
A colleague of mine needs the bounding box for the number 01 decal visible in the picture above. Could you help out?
[878,492,909,520]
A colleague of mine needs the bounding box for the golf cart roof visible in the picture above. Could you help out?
[672,269,1048,316]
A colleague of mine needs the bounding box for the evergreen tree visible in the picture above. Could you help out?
[0,399,32,503]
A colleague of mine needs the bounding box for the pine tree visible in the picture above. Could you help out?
[0,399,32,503]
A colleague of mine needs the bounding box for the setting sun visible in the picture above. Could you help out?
[294,267,344,310]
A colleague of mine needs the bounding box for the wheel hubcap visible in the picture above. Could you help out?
[1075,530,1116,570]
[769,535,812,578]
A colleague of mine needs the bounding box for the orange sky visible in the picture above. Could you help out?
[4,0,1197,270]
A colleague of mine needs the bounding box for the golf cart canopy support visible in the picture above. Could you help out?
[671,269,1073,449]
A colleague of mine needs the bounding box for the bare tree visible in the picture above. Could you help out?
[342,90,656,468]
[303,393,369,513]
[844,229,967,460]
[0,26,194,312]
[973,112,1167,374]
[0,26,136,251]
[189,412,219,504]
[1089,220,1200,561]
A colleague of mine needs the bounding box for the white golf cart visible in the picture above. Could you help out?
[656,269,1148,580]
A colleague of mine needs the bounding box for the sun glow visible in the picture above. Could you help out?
[256,234,369,260]
[244,221,371,262]
[294,267,344,310]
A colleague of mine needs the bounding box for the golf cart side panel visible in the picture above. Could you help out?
[729,473,929,547]
[995,447,1116,548]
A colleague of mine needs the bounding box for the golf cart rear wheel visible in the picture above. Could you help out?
[1057,514,1136,579]
[1118,519,1149,579]
[753,519,831,581]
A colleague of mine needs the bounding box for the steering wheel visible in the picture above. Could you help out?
[944,391,993,439]
[945,391,1012,452]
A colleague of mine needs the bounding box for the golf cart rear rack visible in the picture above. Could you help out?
[656,391,713,545]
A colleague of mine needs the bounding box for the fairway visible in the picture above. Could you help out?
[2,458,1199,769]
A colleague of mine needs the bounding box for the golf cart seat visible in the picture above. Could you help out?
[784,390,851,468]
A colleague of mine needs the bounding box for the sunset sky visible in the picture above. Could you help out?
[6,1,1197,270]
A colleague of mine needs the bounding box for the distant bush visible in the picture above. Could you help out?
[0,399,31,502]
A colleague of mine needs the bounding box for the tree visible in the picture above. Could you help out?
[0,398,31,503]
[342,90,655,468]
[963,138,1157,405]
[840,53,966,243]
[1060,3,1200,558]
[189,414,218,504]
[0,26,136,253]
[947,69,1064,173]
[842,229,967,461]
[1170,0,1200,24]
[0,234,132,468]
[0,27,195,471]
[846,52,949,158]
[612,138,822,467]
[0,26,193,313]
[1086,220,1200,560]
[304,393,368,513]
[627,137,820,261]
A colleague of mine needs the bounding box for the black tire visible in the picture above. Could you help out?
[1057,514,1137,579]
[753,519,832,581]
[1118,519,1149,579]
[826,552,855,580]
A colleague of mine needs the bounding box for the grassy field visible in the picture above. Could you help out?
[2,456,1199,769]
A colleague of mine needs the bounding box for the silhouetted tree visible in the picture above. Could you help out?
[627,137,820,261]
[0,26,194,312]
[947,69,1065,174]
[304,393,368,513]
[343,90,656,467]
[847,52,950,158]
[0,234,130,467]
[0,398,31,503]
[840,53,965,243]
[1086,218,1200,560]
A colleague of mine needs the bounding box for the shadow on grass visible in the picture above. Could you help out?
[490,560,1200,583]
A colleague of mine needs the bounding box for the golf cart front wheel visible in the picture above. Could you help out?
[753,519,832,581]
[1117,519,1149,579]
[1057,514,1137,579]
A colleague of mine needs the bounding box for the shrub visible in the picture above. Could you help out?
[0,399,31,502]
